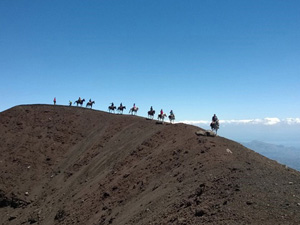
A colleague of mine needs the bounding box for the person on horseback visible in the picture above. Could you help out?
[212,114,218,122]
[212,114,219,127]
[211,114,220,134]
[133,103,136,110]
[150,106,153,112]
[160,109,163,115]
[170,110,174,116]
[89,98,92,103]
[78,97,81,102]
[120,102,123,108]
[111,102,114,107]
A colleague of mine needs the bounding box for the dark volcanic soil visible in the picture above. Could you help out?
[0,105,300,225]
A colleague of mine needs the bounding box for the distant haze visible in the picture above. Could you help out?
[181,119,300,148]
[180,120,300,171]
[242,140,300,172]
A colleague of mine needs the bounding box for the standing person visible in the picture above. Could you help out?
[53,97,56,105]
[69,100,72,106]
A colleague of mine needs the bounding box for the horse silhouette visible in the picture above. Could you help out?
[210,121,219,134]
[74,99,85,106]
[129,107,139,115]
[108,105,116,113]
[148,110,155,119]
[169,114,175,123]
[117,106,126,114]
[157,113,167,121]
[86,101,95,109]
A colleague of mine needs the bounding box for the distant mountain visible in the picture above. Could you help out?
[242,140,300,171]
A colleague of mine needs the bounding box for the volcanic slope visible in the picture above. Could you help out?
[0,105,300,225]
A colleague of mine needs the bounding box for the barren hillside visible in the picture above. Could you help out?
[0,105,299,225]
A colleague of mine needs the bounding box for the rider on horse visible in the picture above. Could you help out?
[170,110,174,116]
[212,114,218,123]
[150,106,153,112]
[211,114,219,127]
[160,109,164,115]
[120,102,123,108]
[111,102,114,107]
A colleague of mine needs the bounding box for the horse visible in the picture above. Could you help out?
[169,114,175,123]
[74,99,85,106]
[108,105,116,113]
[157,113,167,121]
[148,110,155,119]
[86,101,95,109]
[117,106,126,114]
[129,107,139,115]
[210,121,219,134]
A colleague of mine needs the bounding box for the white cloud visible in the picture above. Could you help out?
[263,117,281,125]
[179,120,210,125]
[284,118,300,125]
[179,118,300,126]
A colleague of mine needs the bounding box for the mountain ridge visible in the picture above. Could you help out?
[0,104,300,225]
[242,140,300,171]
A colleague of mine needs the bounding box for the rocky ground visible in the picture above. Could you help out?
[0,105,300,225]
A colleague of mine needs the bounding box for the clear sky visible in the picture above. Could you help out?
[1,0,300,125]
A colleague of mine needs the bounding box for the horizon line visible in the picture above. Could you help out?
[179,117,300,126]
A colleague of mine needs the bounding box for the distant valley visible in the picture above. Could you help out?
[242,140,300,171]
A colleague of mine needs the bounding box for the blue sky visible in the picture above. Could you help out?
[1,0,300,143]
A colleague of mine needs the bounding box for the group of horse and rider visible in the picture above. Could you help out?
[70,97,95,108]
[108,102,175,123]
[54,97,219,133]
[147,106,175,123]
